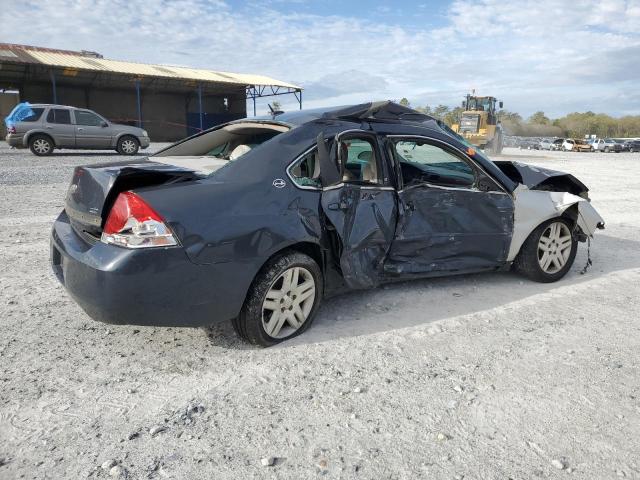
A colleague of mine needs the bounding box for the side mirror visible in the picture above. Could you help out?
[101,121,109,127]
[317,133,341,187]
[499,101,503,109]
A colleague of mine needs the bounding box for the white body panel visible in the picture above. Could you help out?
[507,185,604,261]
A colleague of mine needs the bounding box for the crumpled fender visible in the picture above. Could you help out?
[494,161,588,197]
[507,185,605,261]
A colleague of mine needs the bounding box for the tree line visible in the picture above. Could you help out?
[398,98,640,138]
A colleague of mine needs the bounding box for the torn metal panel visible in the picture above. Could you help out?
[494,161,588,197]
[507,186,605,261]
[385,186,513,275]
[321,185,397,289]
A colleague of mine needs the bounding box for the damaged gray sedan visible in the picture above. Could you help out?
[51,102,604,346]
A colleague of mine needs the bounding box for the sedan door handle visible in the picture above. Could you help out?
[46,126,53,129]
[328,202,348,211]
[77,128,84,131]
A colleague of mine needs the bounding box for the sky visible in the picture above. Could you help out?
[2,0,640,118]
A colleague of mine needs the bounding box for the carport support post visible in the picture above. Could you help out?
[198,84,203,132]
[135,80,142,128]
[299,90,302,110]
[49,71,57,104]
[252,96,256,116]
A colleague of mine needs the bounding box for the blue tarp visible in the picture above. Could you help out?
[4,102,36,128]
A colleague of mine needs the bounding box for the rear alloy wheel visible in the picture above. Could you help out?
[515,218,577,283]
[29,135,54,156]
[117,136,139,155]
[234,252,322,346]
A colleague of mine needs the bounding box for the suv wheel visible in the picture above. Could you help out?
[117,136,139,155]
[29,135,54,156]
[233,251,323,346]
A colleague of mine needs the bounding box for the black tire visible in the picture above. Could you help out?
[514,218,578,283]
[28,134,54,156]
[604,146,609,153]
[116,136,140,155]
[233,251,323,346]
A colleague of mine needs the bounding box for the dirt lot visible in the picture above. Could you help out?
[1,144,639,479]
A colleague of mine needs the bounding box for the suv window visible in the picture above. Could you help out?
[340,138,380,185]
[46,109,71,125]
[289,148,321,188]
[21,107,45,122]
[394,140,475,188]
[75,110,103,126]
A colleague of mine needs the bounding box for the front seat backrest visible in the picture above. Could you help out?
[229,144,251,160]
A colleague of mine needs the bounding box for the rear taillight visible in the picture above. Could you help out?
[101,191,177,248]
[7,126,16,134]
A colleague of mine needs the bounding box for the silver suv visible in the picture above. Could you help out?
[6,104,150,156]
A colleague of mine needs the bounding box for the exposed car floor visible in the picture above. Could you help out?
[1,144,639,479]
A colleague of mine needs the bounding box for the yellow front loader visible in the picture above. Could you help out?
[451,94,504,154]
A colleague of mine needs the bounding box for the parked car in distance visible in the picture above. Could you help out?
[591,138,622,153]
[539,138,563,150]
[518,138,540,149]
[623,139,640,152]
[563,138,593,152]
[51,102,605,346]
[538,139,553,150]
[5,104,150,156]
[613,139,629,152]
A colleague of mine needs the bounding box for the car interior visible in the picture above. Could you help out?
[152,122,291,174]
[393,140,475,188]
[155,122,290,159]
[340,139,380,184]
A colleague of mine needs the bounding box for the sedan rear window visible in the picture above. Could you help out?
[155,122,290,162]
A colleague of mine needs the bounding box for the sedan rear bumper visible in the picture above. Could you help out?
[50,211,246,327]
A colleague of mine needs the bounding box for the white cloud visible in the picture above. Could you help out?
[1,0,639,117]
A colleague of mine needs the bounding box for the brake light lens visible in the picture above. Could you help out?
[101,191,177,248]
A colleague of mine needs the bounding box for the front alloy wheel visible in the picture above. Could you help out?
[537,222,573,274]
[117,136,139,155]
[515,218,578,283]
[234,251,322,346]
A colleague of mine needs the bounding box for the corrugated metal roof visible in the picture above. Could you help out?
[1,45,301,90]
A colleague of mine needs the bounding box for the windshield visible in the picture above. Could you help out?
[467,97,493,111]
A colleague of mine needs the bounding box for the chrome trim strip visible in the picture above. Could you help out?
[322,183,345,191]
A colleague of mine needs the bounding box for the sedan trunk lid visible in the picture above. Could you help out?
[65,160,201,238]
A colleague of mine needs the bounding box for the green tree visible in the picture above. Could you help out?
[528,111,550,125]
[399,97,410,107]
[270,101,282,112]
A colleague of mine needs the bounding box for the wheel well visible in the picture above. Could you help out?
[272,242,324,272]
[27,132,54,146]
[240,241,325,309]
[118,134,138,141]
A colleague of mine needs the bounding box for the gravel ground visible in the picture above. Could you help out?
[1,144,639,479]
